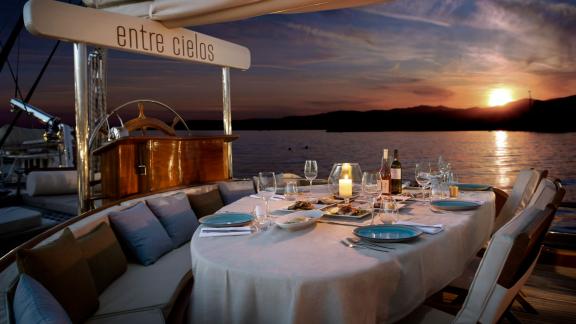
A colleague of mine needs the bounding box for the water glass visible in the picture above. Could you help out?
[284,181,299,201]
[304,160,318,193]
[252,204,269,232]
[379,195,398,224]
[258,172,277,218]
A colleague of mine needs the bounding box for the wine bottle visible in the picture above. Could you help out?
[379,149,391,195]
[390,149,402,194]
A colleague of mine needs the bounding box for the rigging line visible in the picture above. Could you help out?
[0,40,61,150]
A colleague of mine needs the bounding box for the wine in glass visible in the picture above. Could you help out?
[304,160,318,194]
[415,162,431,201]
[362,171,382,225]
[258,172,277,218]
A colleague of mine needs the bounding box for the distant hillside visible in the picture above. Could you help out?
[185,95,576,132]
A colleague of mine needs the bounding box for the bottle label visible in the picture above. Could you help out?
[381,179,390,194]
[391,169,401,180]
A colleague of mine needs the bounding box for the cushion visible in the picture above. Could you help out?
[22,194,78,215]
[16,228,99,323]
[77,223,128,293]
[218,181,256,205]
[93,242,192,319]
[187,189,224,218]
[26,170,77,196]
[109,202,174,265]
[86,309,164,324]
[146,192,199,247]
[0,207,42,234]
[13,274,72,324]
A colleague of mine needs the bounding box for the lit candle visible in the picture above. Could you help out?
[339,175,353,197]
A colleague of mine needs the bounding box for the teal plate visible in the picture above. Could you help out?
[431,200,481,211]
[354,225,423,243]
[456,183,492,191]
[199,213,253,227]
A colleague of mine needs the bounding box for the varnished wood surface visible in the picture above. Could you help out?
[94,136,237,201]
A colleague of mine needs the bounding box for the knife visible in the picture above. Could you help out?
[202,229,252,233]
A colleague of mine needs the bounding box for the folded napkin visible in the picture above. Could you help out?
[395,221,444,234]
[249,194,285,201]
[199,226,252,238]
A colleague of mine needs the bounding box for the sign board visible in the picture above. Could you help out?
[23,0,251,70]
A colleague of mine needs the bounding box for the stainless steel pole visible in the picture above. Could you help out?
[222,66,233,178]
[74,43,90,213]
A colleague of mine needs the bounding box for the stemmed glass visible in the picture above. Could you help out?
[415,162,431,202]
[258,172,277,219]
[304,160,318,194]
[362,171,382,225]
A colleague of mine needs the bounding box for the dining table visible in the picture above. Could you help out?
[188,186,495,324]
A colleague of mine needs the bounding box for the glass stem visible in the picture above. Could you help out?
[309,180,313,193]
[265,199,269,219]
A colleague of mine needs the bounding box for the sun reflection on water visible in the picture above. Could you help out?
[494,131,513,188]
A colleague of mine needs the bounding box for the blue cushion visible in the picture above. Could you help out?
[13,274,72,324]
[218,181,256,205]
[146,192,199,247]
[109,202,174,265]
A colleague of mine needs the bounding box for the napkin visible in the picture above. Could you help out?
[395,221,444,234]
[249,194,285,201]
[199,226,252,237]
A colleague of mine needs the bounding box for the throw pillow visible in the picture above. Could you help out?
[17,228,99,323]
[77,222,127,293]
[146,192,199,247]
[108,202,174,265]
[13,274,72,324]
[187,189,224,218]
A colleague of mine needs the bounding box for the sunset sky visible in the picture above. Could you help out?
[1,0,576,124]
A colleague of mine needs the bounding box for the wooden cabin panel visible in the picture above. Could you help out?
[94,136,236,202]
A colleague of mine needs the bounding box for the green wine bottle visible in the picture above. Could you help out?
[390,149,402,194]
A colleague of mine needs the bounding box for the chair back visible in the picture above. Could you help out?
[527,178,565,210]
[454,205,557,324]
[493,169,546,232]
[217,180,257,205]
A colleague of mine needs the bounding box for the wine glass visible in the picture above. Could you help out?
[304,160,318,194]
[415,162,431,201]
[258,172,277,219]
[362,171,382,224]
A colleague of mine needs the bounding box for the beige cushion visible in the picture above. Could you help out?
[93,242,192,318]
[26,170,77,196]
[22,194,78,215]
[493,169,541,232]
[527,178,557,209]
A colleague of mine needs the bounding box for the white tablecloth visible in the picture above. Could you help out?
[189,190,495,324]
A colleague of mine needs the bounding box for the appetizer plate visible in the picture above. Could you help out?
[354,225,423,243]
[431,200,482,211]
[199,212,253,227]
[321,205,371,219]
[275,210,323,231]
[456,183,492,191]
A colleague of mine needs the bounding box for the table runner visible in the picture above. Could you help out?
[188,190,495,323]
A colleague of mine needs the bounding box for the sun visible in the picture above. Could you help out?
[487,88,513,107]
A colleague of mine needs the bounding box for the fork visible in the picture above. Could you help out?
[346,237,395,250]
[339,240,389,252]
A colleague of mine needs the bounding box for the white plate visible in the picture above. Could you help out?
[275,210,323,231]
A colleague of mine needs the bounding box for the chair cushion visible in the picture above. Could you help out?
[77,223,128,293]
[147,192,199,247]
[16,228,99,323]
[0,207,42,234]
[218,181,256,205]
[92,242,192,319]
[86,308,164,324]
[21,194,78,215]
[109,202,174,266]
[26,170,77,196]
[13,274,72,324]
[187,189,224,218]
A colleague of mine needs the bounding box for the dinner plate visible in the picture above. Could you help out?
[354,225,423,243]
[431,200,482,211]
[456,183,492,191]
[199,212,253,227]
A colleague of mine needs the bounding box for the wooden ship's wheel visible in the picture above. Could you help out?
[91,100,237,203]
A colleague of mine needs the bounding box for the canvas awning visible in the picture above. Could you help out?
[84,0,393,27]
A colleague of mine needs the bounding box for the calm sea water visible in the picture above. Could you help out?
[214,130,576,202]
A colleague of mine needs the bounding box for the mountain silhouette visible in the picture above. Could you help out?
[185,94,576,132]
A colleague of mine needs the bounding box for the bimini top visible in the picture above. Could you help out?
[83,0,394,27]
